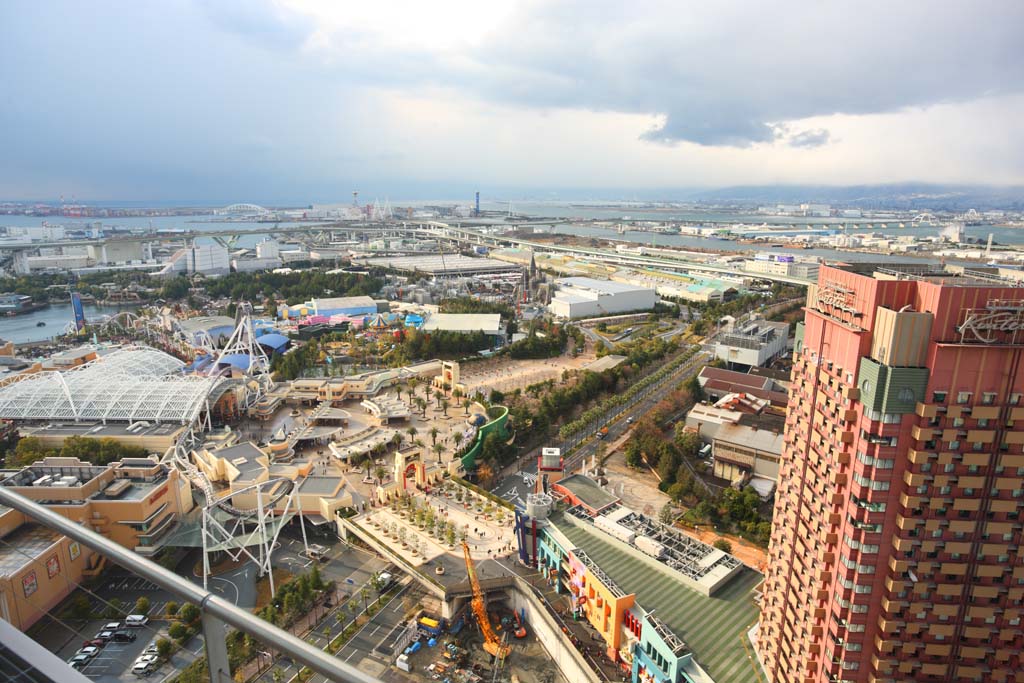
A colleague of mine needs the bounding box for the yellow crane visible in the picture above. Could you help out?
[462,541,511,659]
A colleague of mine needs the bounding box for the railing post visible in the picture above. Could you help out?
[202,609,231,682]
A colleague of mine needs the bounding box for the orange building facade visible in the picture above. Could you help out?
[758,264,1024,682]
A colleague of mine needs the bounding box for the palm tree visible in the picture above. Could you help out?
[415,397,427,416]
[452,431,463,453]
[451,387,463,406]
[432,443,443,463]
[434,389,443,408]
[463,398,471,416]
[406,425,418,442]
[429,426,440,446]
[414,438,425,450]
[360,587,370,613]
[440,399,449,417]
[408,377,419,399]
[390,432,402,450]
[373,466,387,485]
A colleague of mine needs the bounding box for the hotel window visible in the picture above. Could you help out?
[1011,393,1022,406]
[957,392,972,405]
[933,391,948,403]
[952,417,965,428]
[949,440,961,451]
[983,392,997,405]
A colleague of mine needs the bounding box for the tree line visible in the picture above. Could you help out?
[6,435,149,468]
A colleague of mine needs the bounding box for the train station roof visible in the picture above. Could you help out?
[0,345,230,425]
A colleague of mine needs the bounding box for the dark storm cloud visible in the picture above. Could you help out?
[449,0,1024,147]
[1,0,1022,199]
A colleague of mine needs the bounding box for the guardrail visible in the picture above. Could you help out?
[0,486,381,683]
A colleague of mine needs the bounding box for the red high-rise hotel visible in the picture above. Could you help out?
[759,264,1024,682]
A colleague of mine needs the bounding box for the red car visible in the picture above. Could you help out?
[82,638,105,649]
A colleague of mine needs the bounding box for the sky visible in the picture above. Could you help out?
[1,0,1023,202]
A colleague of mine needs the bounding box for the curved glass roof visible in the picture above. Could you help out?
[0,345,230,425]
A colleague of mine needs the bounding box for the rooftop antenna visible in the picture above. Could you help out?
[352,190,359,207]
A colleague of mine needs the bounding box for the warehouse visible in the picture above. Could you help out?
[420,313,506,345]
[548,277,657,319]
[359,254,521,278]
[278,295,380,320]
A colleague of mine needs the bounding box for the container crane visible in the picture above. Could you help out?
[462,541,511,659]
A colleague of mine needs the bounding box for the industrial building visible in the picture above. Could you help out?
[759,263,1024,683]
[611,270,738,304]
[86,241,146,265]
[548,277,658,319]
[420,313,506,345]
[279,296,380,320]
[359,254,522,278]
[714,319,790,369]
[158,242,231,276]
[743,254,819,281]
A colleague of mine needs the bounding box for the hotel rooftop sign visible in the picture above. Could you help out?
[957,299,1024,344]
[813,281,864,328]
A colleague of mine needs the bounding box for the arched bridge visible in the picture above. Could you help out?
[219,203,271,216]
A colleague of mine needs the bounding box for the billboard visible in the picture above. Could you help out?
[70,291,86,333]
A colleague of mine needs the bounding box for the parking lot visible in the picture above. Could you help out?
[31,527,388,682]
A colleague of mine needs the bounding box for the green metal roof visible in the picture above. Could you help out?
[557,521,765,683]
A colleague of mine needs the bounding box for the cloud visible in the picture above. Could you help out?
[0,0,1023,199]
[787,128,832,149]
[283,0,1024,147]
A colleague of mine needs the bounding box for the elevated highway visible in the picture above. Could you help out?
[0,219,814,286]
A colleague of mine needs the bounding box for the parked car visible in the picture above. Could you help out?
[77,646,101,659]
[135,654,159,666]
[68,654,91,669]
[94,631,114,642]
[81,638,105,649]
[142,642,160,655]
[112,630,137,642]
[125,614,149,627]
[131,660,158,677]
[102,622,122,631]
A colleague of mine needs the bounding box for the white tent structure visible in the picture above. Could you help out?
[0,345,231,427]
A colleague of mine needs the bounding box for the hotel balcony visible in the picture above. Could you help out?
[907,448,932,464]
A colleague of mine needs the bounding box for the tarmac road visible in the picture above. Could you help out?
[492,348,711,506]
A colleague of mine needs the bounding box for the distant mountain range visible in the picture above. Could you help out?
[680,183,1024,211]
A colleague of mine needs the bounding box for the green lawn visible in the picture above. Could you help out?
[558,522,765,683]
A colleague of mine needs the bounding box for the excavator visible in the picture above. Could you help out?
[462,541,511,659]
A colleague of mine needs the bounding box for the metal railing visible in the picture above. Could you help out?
[0,486,380,683]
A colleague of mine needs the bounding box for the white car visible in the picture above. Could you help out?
[135,654,159,665]
[103,622,122,631]
[78,646,101,658]
[125,614,149,627]
[131,661,158,677]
